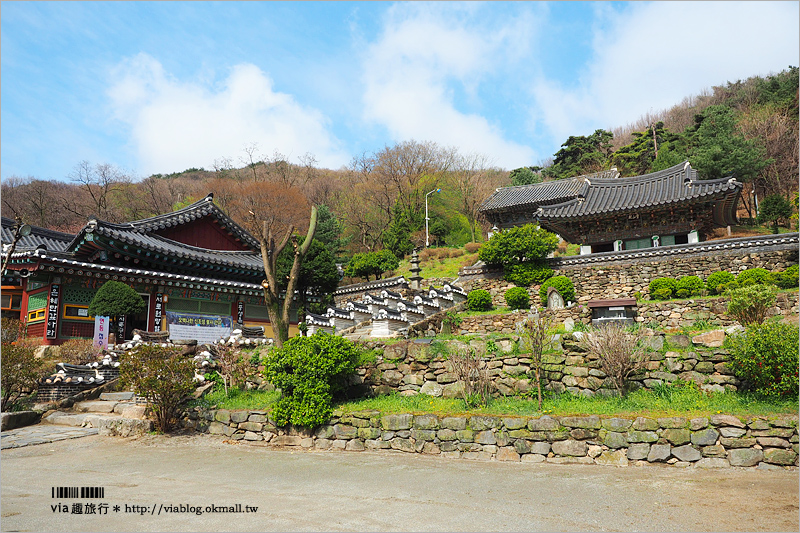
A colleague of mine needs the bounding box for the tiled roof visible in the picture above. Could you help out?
[64,193,265,277]
[480,177,591,214]
[124,194,259,249]
[88,224,264,272]
[1,217,74,252]
[539,163,741,220]
[6,248,264,293]
[479,162,741,222]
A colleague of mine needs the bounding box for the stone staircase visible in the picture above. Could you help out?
[308,283,468,340]
[40,392,153,437]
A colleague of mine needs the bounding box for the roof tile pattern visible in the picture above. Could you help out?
[479,161,742,225]
[1,217,74,252]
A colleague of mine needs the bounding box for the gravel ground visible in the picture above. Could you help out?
[1,433,798,532]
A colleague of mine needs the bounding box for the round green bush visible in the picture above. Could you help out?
[538,275,575,305]
[676,275,704,297]
[467,289,493,311]
[652,288,673,300]
[648,277,677,300]
[773,264,799,289]
[736,268,771,287]
[504,287,530,310]
[675,288,690,299]
[725,322,799,398]
[504,262,554,286]
[262,332,360,427]
[706,271,735,295]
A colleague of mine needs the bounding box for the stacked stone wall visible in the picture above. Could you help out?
[451,293,799,334]
[184,408,798,469]
[460,247,797,305]
[353,331,757,399]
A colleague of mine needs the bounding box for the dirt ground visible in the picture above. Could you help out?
[2,433,798,532]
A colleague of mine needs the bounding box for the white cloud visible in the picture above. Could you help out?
[107,53,349,175]
[360,3,539,168]
[533,1,800,142]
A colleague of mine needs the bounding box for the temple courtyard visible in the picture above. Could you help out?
[1,433,797,532]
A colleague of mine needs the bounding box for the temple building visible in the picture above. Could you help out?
[1,194,303,344]
[479,161,743,254]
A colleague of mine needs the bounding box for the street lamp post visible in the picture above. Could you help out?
[1,217,32,277]
[425,188,441,247]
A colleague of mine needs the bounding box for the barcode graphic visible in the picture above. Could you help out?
[51,487,105,499]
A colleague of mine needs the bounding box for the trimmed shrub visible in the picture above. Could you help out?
[706,271,735,295]
[771,264,799,289]
[88,280,146,319]
[467,289,493,311]
[725,322,799,397]
[648,277,677,300]
[652,288,672,300]
[119,345,195,433]
[504,262,554,286]
[736,267,772,287]
[478,224,559,266]
[538,275,575,305]
[675,288,690,299]
[262,332,360,427]
[676,275,704,297]
[464,242,482,254]
[726,284,777,325]
[504,287,530,310]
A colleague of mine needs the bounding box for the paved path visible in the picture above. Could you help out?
[1,424,98,449]
[2,433,798,532]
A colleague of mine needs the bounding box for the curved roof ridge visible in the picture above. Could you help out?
[588,161,690,185]
[71,193,260,250]
[1,217,76,242]
[126,193,217,227]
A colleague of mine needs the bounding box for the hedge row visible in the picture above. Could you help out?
[649,265,798,300]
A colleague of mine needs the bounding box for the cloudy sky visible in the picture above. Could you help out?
[1,1,797,181]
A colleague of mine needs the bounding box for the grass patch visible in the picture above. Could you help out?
[189,387,280,411]
[394,250,480,279]
[334,384,798,419]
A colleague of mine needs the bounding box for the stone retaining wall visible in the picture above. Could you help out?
[452,292,799,334]
[183,409,798,469]
[459,246,797,305]
[354,331,749,399]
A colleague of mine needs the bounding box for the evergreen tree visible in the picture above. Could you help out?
[543,129,614,180]
[314,204,349,261]
[509,167,543,186]
[688,105,772,182]
[757,194,793,233]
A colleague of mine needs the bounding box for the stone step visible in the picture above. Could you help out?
[73,400,118,413]
[100,392,135,401]
[41,410,152,436]
[70,399,147,419]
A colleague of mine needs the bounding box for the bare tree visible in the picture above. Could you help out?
[448,346,491,407]
[65,161,130,222]
[255,205,318,348]
[579,324,647,395]
[448,153,503,242]
[518,313,554,410]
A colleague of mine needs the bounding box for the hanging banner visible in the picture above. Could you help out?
[93,316,110,350]
[165,311,232,343]
[154,293,164,330]
[116,315,126,342]
[236,301,244,326]
[45,284,60,339]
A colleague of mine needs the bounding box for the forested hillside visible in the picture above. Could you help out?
[3,68,797,260]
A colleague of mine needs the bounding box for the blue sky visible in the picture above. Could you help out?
[2,1,798,181]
